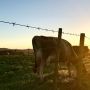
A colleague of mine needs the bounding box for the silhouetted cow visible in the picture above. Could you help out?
[32,36,86,79]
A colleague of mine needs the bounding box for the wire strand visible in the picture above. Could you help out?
[0,20,90,39]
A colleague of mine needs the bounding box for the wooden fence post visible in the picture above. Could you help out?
[54,28,62,90]
[77,33,87,76]
[79,33,85,57]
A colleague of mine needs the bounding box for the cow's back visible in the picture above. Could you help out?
[32,36,77,61]
[32,36,57,59]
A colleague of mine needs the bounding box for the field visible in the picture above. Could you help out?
[0,54,90,90]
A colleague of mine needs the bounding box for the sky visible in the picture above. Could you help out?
[0,0,90,49]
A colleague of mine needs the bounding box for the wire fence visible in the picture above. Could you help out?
[0,20,81,36]
[0,20,90,47]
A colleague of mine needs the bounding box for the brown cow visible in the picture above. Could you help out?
[32,36,86,79]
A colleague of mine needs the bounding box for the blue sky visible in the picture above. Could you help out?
[0,0,90,49]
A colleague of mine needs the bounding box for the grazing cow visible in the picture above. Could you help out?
[32,36,86,79]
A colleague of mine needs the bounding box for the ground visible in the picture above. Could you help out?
[0,53,90,90]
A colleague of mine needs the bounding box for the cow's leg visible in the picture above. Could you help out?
[39,59,45,80]
[65,58,72,77]
[76,58,86,73]
[67,62,72,77]
[36,50,45,80]
[71,57,87,78]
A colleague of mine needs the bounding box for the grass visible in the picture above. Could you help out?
[0,55,90,90]
[0,55,34,90]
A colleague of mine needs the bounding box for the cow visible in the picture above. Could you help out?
[32,36,86,79]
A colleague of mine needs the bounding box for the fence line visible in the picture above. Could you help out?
[0,20,57,32]
[0,20,87,36]
[0,20,90,45]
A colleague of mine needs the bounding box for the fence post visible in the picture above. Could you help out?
[54,28,62,90]
[79,33,85,57]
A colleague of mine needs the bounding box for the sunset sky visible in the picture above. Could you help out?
[0,0,90,49]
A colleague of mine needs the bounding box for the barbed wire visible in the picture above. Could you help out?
[0,20,90,39]
[62,32,80,36]
[0,20,57,32]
